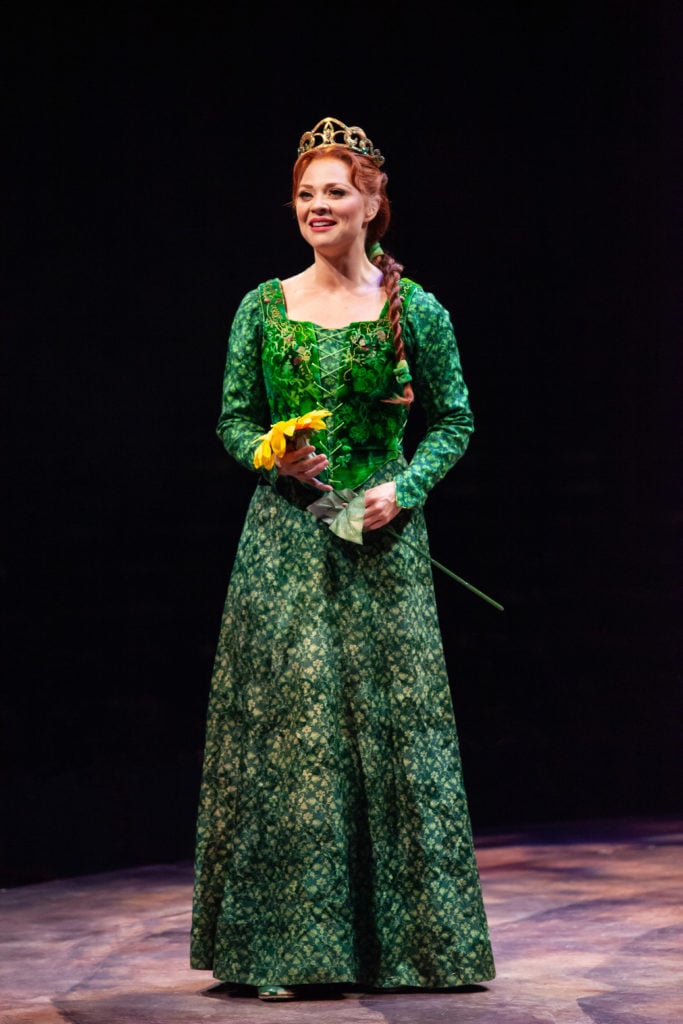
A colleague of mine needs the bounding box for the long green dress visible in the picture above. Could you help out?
[190,277,496,989]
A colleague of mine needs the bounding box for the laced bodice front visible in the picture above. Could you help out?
[216,277,474,507]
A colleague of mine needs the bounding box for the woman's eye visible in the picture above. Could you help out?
[329,189,345,197]
[298,191,312,200]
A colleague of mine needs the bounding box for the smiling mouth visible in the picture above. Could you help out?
[309,219,335,229]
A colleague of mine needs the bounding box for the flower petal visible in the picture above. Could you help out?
[270,426,288,457]
[253,438,274,469]
[296,409,332,432]
[280,417,299,438]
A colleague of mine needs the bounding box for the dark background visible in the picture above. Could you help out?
[3,3,681,887]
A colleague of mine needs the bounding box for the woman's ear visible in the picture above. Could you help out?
[364,194,381,223]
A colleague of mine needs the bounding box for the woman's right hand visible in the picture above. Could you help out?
[275,445,333,491]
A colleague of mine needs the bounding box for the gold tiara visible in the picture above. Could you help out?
[297,117,385,168]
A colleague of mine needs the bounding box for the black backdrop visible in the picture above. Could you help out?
[3,3,681,886]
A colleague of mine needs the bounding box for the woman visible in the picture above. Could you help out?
[190,117,495,1001]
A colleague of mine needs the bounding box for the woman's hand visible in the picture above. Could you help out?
[362,481,401,531]
[276,444,333,491]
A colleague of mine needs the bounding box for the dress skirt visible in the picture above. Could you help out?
[190,460,495,988]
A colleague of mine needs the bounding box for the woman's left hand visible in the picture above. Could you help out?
[362,481,401,531]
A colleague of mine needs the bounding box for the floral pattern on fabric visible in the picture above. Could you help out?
[190,279,495,988]
[215,279,474,505]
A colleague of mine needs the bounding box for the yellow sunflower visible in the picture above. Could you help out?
[253,409,332,470]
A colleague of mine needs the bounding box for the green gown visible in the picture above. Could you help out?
[190,277,496,988]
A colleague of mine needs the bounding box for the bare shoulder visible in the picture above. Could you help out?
[280,270,314,302]
[280,271,323,321]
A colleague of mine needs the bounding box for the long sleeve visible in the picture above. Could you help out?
[393,286,474,508]
[215,288,275,479]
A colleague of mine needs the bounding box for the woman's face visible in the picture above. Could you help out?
[294,157,379,255]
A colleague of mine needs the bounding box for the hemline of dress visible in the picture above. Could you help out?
[189,961,496,989]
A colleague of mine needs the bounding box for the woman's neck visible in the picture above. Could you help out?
[306,251,379,292]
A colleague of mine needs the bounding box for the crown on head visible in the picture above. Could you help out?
[297,117,385,168]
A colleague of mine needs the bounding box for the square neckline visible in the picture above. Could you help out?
[274,278,390,330]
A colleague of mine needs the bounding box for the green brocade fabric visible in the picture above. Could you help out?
[190,278,495,989]
[214,278,475,507]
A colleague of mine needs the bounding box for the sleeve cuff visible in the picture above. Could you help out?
[394,473,426,509]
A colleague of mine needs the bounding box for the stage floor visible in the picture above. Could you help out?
[1,816,682,1023]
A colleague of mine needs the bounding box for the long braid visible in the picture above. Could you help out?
[370,249,414,406]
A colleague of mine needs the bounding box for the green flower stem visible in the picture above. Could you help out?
[386,527,504,612]
[310,484,504,612]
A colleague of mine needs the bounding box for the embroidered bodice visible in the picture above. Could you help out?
[216,277,474,507]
